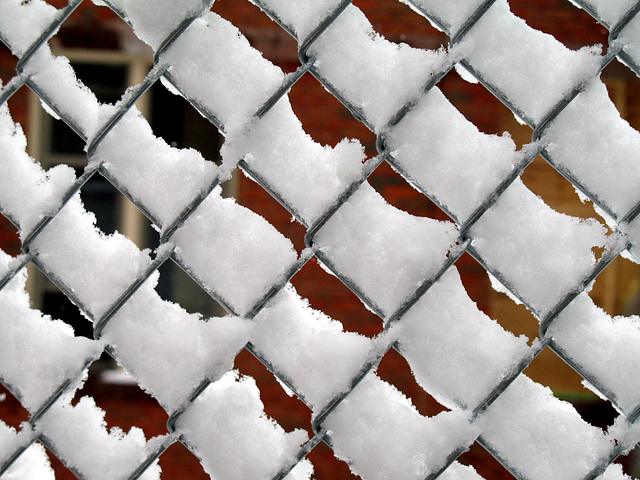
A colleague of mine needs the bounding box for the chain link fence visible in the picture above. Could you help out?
[1,0,640,478]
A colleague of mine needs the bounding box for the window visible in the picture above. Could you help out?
[27,45,228,342]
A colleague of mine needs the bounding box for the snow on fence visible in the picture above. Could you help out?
[1,0,640,478]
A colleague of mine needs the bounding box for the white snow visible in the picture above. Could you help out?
[0,421,55,480]
[624,215,640,263]
[399,0,486,35]
[0,103,76,235]
[171,187,298,316]
[251,284,372,411]
[480,375,613,480]
[463,0,602,125]
[438,461,487,480]
[397,268,530,410]
[23,46,102,140]
[175,371,313,480]
[470,180,608,315]
[160,12,285,132]
[0,251,101,412]
[251,0,345,41]
[596,463,636,480]
[95,107,218,228]
[39,396,161,480]
[324,373,479,480]
[308,5,450,132]
[569,0,637,27]
[119,0,211,51]
[549,293,640,413]
[544,79,640,219]
[103,272,251,411]
[30,195,152,319]
[619,14,640,70]
[314,183,459,317]
[0,0,58,57]
[386,86,518,222]
[222,99,366,226]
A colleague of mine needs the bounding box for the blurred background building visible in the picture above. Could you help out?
[1,0,640,478]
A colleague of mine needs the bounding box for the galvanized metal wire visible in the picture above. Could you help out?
[1,0,640,479]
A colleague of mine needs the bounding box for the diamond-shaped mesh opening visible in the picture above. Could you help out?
[377,347,449,418]
[158,441,210,480]
[353,0,448,50]
[55,3,131,51]
[510,0,609,50]
[615,445,640,476]
[212,0,300,73]
[588,253,640,317]
[462,253,540,343]
[156,259,226,317]
[307,440,360,479]
[439,66,517,136]
[0,213,20,257]
[234,348,312,434]
[525,346,609,404]
[288,72,378,154]
[0,384,29,429]
[457,252,494,314]
[289,258,383,337]
[44,443,81,480]
[36,272,93,339]
[520,156,609,224]
[369,161,451,221]
[149,81,223,163]
[458,442,517,480]
[72,365,169,437]
[235,168,308,252]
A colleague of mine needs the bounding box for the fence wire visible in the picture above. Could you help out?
[1,0,640,479]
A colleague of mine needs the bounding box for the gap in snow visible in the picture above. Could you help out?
[520,156,609,235]
[352,0,448,52]
[156,259,228,318]
[462,253,540,346]
[376,347,449,418]
[42,444,80,479]
[588,254,640,318]
[439,66,525,137]
[601,61,640,127]
[0,212,21,257]
[457,252,494,315]
[72,362,169,438]
[236,167,307,254]
[233,349,313,437]
[289,259,383,338]
[66,61,128,107]
[148,80,223,165]
[0,383,29,429]
[158,441,210,480]
[77,170,153,252]
[457,441,516,480]
[524,348,617,429]
[307,440,359,480]
[614,449,640,477]
[509,1,609,52]
[368,161,451,221]
[38,0,62,9]
[51,3,153,64]
[212,0,300,74]
[28,266,97,340]
[288,72,378,156]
